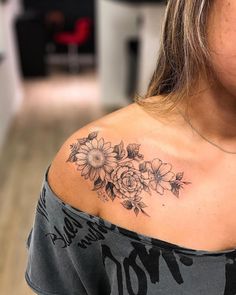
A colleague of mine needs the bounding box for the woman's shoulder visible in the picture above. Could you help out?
[46,101,194,232]
[47,102,147,216]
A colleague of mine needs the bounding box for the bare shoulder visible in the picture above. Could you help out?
[47,102,190,220]
[47,102,142,216]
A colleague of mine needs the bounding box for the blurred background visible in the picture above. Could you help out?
[0,0,166,293]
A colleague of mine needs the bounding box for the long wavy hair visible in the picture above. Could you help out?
[134,0,213,115]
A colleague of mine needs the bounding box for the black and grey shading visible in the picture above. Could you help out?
[66,131,190,216]
[36,186,49,222]
[170,172,191,198]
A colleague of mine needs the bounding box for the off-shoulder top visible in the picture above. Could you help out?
[25,164,236,295]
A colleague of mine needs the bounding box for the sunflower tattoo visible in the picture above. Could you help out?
[66,131,191,217]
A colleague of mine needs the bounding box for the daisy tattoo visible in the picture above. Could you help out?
[66,131,191,217]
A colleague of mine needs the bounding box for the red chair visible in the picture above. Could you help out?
[54,17,92,73]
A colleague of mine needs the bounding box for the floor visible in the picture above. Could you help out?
[0,67,120,294]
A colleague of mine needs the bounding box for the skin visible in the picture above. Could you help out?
[187,0,236,144]
[48,0,236,252]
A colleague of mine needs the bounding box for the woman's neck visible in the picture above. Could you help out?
[182,77,236,145]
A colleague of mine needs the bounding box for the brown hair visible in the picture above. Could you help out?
[134,0,213,115]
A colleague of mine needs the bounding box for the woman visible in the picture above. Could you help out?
[25,0,236,294]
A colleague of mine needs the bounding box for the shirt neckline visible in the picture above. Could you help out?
[43,164,236,257]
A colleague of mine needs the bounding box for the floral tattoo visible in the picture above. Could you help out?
[66,131,191,217]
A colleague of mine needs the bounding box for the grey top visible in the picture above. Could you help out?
[25,165,236,295]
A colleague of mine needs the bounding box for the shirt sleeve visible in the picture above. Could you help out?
[24,181,88,295]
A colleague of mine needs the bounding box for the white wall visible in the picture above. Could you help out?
[0,6,4,56]
[97,0,140,107]
[97,1,166,107]
[0,0,23,151]
[137,4,166,95]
